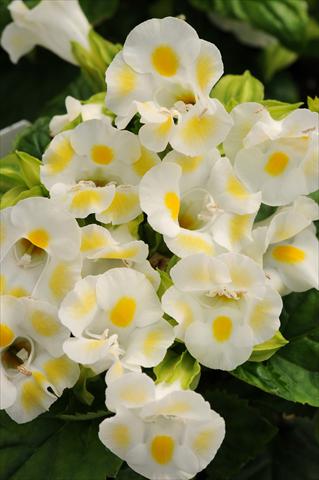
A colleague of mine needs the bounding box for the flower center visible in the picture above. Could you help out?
[1,337,33,376]
[179,188,219,231]
[14,238,48,268]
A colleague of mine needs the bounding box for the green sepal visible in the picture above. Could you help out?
[15,151,41,188]
[154,350,201,390]
[156,269,173,299]
[0,151,41,193]
[211,70,264,111]
[82,92,106,104]
[71,29,121,92]
[73,366,98,406]
[249,331,289,362]
[261,99,303,119]
[307,96,319,112]
[62,114,82,132]
[0,185,45,210]
[126,213,144,239]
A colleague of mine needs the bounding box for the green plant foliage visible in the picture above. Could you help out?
[190,0,309,51]
[261,99,303,119]
[13,117,51,159]
[233,290,319,406]
[249,331,289,363]
[211,71,264,111]
[260,41,297,82]
[308,95,319,112]
[154,350,201,389]
[0,410,122,480]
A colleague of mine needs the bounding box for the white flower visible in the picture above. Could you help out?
[162,252,282,370]
[59,268,174,373]
[99,372,225,480]
[139,155,261,257]
[244,197,319,293]
[1,0,90,65]
[41,119,160,222]
[49,95,110,137]
[0,295,79,423]
[234,108,319,205]
[0,197,82,305]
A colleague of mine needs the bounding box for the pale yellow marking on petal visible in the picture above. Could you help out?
[31,310,59,337]
[110,296,136,328]
[43,356,72,384]
[8,287,28,298]
[0,275,6,295]
[192,429,215,455]
[151,45,179,77]
[81,230,108,252]
[120,386,148,404]
[264,151,289,176]
[227,176,248,198]
[21,379,45,411]
[212,315,233,342]
[272,245,305,263]
[72,290,96,317]
[102,190,139,219]
[197,54,214,91]
[230,215,250,242]
[47,138,74,174]
[112,424,131,448]
[101,247,138,259]
[91,145,114,165]
[117,65,136,95]
[174,155,203,173]
[143,329,163,356]
[0,324,15,348]
[182,115,215,143]
[249,300,270,330]
[71,190,103,210]
[133,147,158,177]
[26,229,50,249]
[160,401,190,415]
[164,192,180,221]
[178,233,214,254]
[156,116,173,136]
[49,263,75,301]
[176,301,194,328]
[151,435,175,464]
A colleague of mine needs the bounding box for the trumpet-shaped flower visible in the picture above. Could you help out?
[244,197,319,293]
[1,0,90,65]
[59,268,174,373]
[99,372,225,480]
[162,252,282,370]
[0,197,82,305]
[139,156,261,257]
[41,119,160,222]
[0,295,79,423]
[234,108,319,205]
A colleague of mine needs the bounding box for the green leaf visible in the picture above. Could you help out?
[0,410,122,480]
[249,331,288,362]
[0,185,45,209]
[200,390,277,480]
[13,117,51,158]
[308,95,319,112]
[232,290,319,406]
[190,0,309,51]
[211,71,264,111]
[79,0,119,26]
[0,153,27,192]
[260,41,297,82]
[15,151,41,188]
[261,99,303,119]
[154,350,201,390]
[232,418,319,480]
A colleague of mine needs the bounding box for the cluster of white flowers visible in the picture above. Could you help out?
[1,9,318,480]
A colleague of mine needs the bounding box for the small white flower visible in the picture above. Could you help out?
[1,0,90,65]
[163,252,282,370]
[234,108,319,205]
[59,268,174,373]
[99,372,225,480]
[0,295,79,423]
[0,197,82,305]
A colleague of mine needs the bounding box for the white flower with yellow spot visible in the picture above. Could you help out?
[0,197,82,305]
[49,95,110,137]
[244,197,319,294]
[234,109,319,205]
[99,372,225,480]
[42,119,159,222]
[0,295,79,423]
[163,252,282,370]
[59,268,174,373]
[139,156,261,257]
[1,0,90,65]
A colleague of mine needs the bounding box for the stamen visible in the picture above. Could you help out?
[17,365,32,376]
